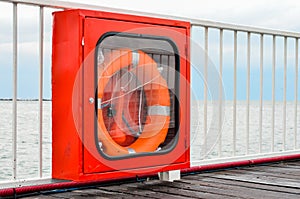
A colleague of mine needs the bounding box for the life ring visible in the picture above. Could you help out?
[97,49,171,156]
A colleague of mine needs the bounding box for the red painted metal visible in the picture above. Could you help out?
[1,154,299,197]
[52,9,191,181]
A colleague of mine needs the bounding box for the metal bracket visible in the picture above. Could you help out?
[158,170,181,182]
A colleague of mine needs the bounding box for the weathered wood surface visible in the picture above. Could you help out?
[23,160,300,199]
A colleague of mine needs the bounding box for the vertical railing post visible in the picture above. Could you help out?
[246,32,251,155]
[203,27,208,156]
[12,2,18,180]
[218,29,223,157]
[295,39,298,150]
[233,30,237,156]
[39,5,44,178]
[271,36,276,152]
[259,34,264,153]
[283,37,287,151]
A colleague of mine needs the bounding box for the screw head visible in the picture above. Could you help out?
[89,97,95,104]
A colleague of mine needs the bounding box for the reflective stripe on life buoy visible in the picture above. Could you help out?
[97,49,171,156]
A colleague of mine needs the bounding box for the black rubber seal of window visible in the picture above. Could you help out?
[94,31,181,160]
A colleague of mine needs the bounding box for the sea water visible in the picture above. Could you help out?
[0,101,51,180]
[0,101,299,180]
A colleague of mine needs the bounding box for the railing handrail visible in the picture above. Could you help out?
[1,0,300,38]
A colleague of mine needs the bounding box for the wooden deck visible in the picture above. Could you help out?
[23,160,300,199]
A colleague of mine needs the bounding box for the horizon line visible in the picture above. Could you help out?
[0,98,52,101]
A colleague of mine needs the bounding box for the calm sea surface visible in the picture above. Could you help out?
[0,101,299,180]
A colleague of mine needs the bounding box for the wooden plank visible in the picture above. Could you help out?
[201,176,300,195]
[43,191,89,198]
[70,188,126,198]
[286,160,300,167]
[181,176,299,199]
[136,180,240,199]
[264,161,299,166]
[124,182,195,199]
[240,167,300,177]
[100,184,158,199]
[35,188,125,199]
[22,195,60,199]
[166,180,256,199]
[131,180,228,199]
[228,168,300,181]
[232,167,300,180]
[21,187,126,199]
[197,170,300,189]
[242,165,300,177]
[270,163,300,169]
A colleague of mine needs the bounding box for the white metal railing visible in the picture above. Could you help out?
[190,24,300,165]
[12,2,17,180]
[0,0,299,188]
[10,2,45,180]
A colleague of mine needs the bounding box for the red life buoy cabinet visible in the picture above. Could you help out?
[52,9,190,181]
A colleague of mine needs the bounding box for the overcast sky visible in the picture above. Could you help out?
[67,0,300,32]
[1,0,300,99]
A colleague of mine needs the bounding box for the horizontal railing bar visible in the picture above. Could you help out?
[0,178,55,189]
[191,150,300,167]
[191,23,300,38]
[1,0,300,38]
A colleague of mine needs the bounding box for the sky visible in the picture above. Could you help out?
[1,0,300,100]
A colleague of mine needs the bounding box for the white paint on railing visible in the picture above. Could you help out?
[218,29,223,157]
[271,35,276,152]
[283,36,287,151]
[38,5,44,178]
[233,30,237,156]
[295,39,299,150]
[259,34,264,153]
[12,2,17,180]
[246,32,250,155]
[203,27,208,155]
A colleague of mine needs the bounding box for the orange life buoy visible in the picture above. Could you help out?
[97,49,171,156]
